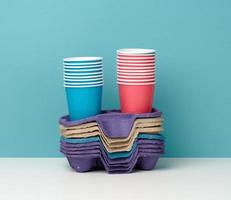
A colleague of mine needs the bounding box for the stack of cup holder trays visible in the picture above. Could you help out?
[59,108,165,173]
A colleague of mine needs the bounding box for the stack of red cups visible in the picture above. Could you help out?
[117,49,156,114]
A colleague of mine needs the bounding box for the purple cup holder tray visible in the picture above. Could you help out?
[59,108,164,173]
[59,108,162,138]
[66,153,161,173]
[61,139,164,173]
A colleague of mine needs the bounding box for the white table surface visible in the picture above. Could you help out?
[0,158,231,200]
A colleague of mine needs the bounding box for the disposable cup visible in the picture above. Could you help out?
[118,53,155,57]
[117,63,155,67]
[65,85,102,121]
[64,67,102,72]
[117,68,155,73]
[117,60,155,64]
[64,80,103,85]
[63,57,102,63]
[117,64,155,69]
[118,53,154,56]
[117,74,154,79]
[118,70,155,74]
[117,66,155,70]
[118,84,155,113]
[117,78,155,83]
[117,48,155,55]
[64,77,103,82]
[64,83,103,88]
[64,71,103,76]
[117,71,155,76]
[117,55,155,60]
[64,78,103,84]
[117,81,155,85]
[64,64,102,69]
[64,74,103,79]
[64,68,102,72]
[63,61,102,66]
[64,68,102,73]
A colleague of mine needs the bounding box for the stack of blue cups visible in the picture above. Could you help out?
[63,57,103,121]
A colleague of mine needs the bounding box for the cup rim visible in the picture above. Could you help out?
[117,68,156,72]
[117,74,154,79]
[64,80,104,85]
[117,71,155,76]
[117,63,155,67]
[64,64,103,69]
[64,83,103,88]
[64,77,103,82]
[117,81,155,85]
[117,55,155,60]
[117,66,155,70]
[117,59,155,63]
[64,68,103,72]
[63,61,103,66]
[117,78,155,82]
[117,68,155,73]
[64,71,103,76]
[63,57,103,62]
[64,74,103,79]
[117,48,156,54]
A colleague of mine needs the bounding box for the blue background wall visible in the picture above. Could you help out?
[0,0,230,157]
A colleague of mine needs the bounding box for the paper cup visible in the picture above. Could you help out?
[117,81,155,85]
[64,71,103,76]
[117,63,156,69]
[117,48,156,55]
[117,66,155,70]
[117,71,155,76]
[117,60,155,64]
[64,80,104,85]
[117,55,155,60]
[64,77,103,82]
[64,74,103,79]
[65,85,102,121]
[63,62,102,66]
[117,74,154,79]
[117,63,155,67]
[64,68,103,72]
[64,64,102,69]
[118,84,155,113]
[117,68,155,73]
[64,83,103,88]
[117,78,155,82]
[64,57,102,63]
